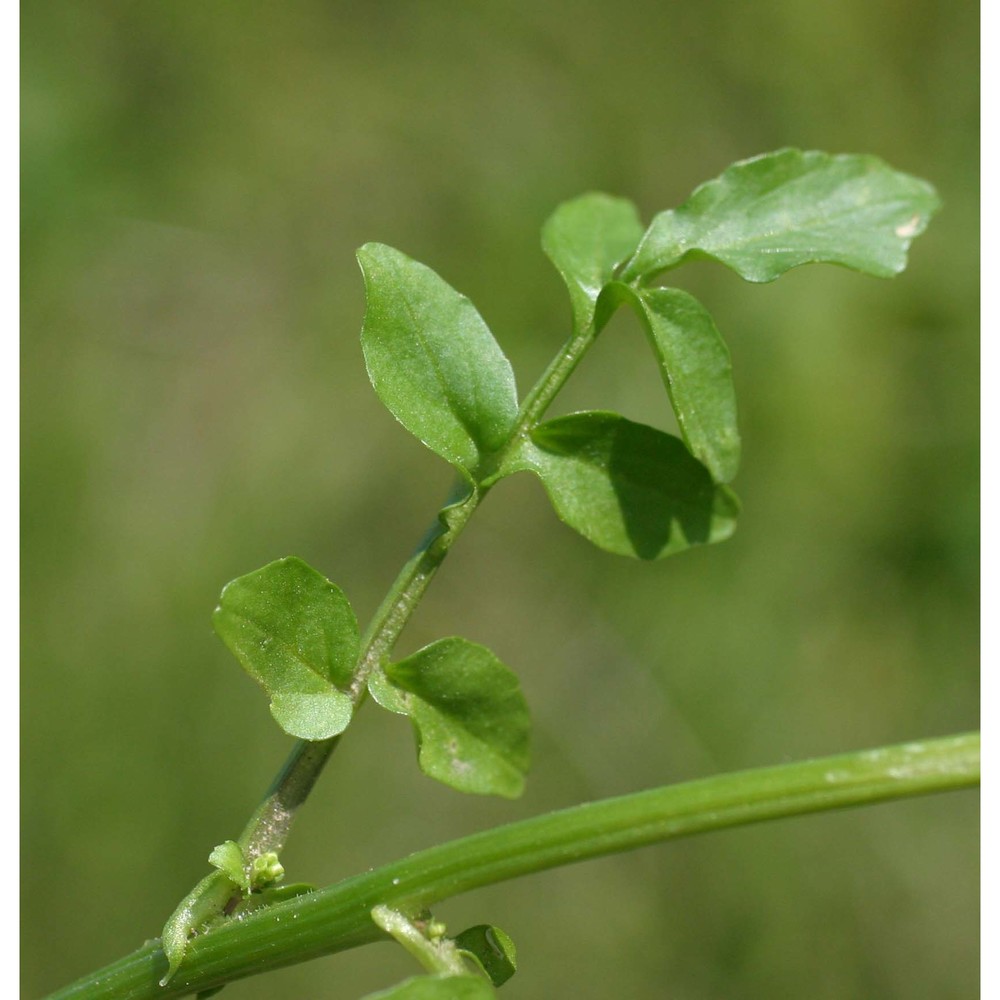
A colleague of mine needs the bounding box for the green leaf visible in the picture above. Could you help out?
[160,870,237,986]
[361,976,495,1000]
[373,637,531,799]
[453,926,517,987]
[541,193,644,332]
[207,841,247,891]
[212,557,359,740]
[601,282,739,483]
[620,148,940,283]
[357,243,519,475]
[506,411,739,559]
[437,481,478,536]
[368,664,409,716]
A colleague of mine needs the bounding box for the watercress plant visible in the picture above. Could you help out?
[47,149,976,1000]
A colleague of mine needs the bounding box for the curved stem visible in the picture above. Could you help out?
[49,732,979,1000]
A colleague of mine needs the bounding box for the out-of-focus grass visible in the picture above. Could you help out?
[22,2,977,998]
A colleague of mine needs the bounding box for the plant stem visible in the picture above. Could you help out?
[513,321,597,433]
[236,320,598,860]
[236,485,477,859]
[49,731,979,1000]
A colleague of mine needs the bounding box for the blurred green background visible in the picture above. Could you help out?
[22,2,978,997]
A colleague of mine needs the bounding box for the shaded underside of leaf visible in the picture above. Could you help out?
[541,193,644,332]
[212,557,359,740]
[381,637,531,799]
[621,148,940,283]
[357,243,519,473]
[453,925,517,987]
[508,411,739,559]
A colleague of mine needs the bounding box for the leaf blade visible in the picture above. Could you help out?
[207,841,248,891]
[508,411,739,559]
[541,193,644,331]
[621,283,740,483]
[212,557,359,740]
[160,870,237,986]
[380,637,531,799]
[357,243,519,473]
[453,925,517,988]
[621,149,940,283]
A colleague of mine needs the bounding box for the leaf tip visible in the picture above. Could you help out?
[355,240,387,263]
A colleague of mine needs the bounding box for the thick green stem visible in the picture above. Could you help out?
[49,732,979,1000]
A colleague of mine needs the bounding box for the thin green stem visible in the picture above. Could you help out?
[49,732,979,1000]
[235,318,600,861]
[514,323,595,431]
[236,485,478,859]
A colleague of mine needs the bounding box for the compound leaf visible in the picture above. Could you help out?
[357,243,519,475]
[542,193,644,332]
[507,411,739,560]
[360,977,495,1000]
[620,148,940,283]
[213,557,358,740]
[374,637,530,799]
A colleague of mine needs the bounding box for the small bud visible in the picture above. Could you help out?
[249,852,285,889]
